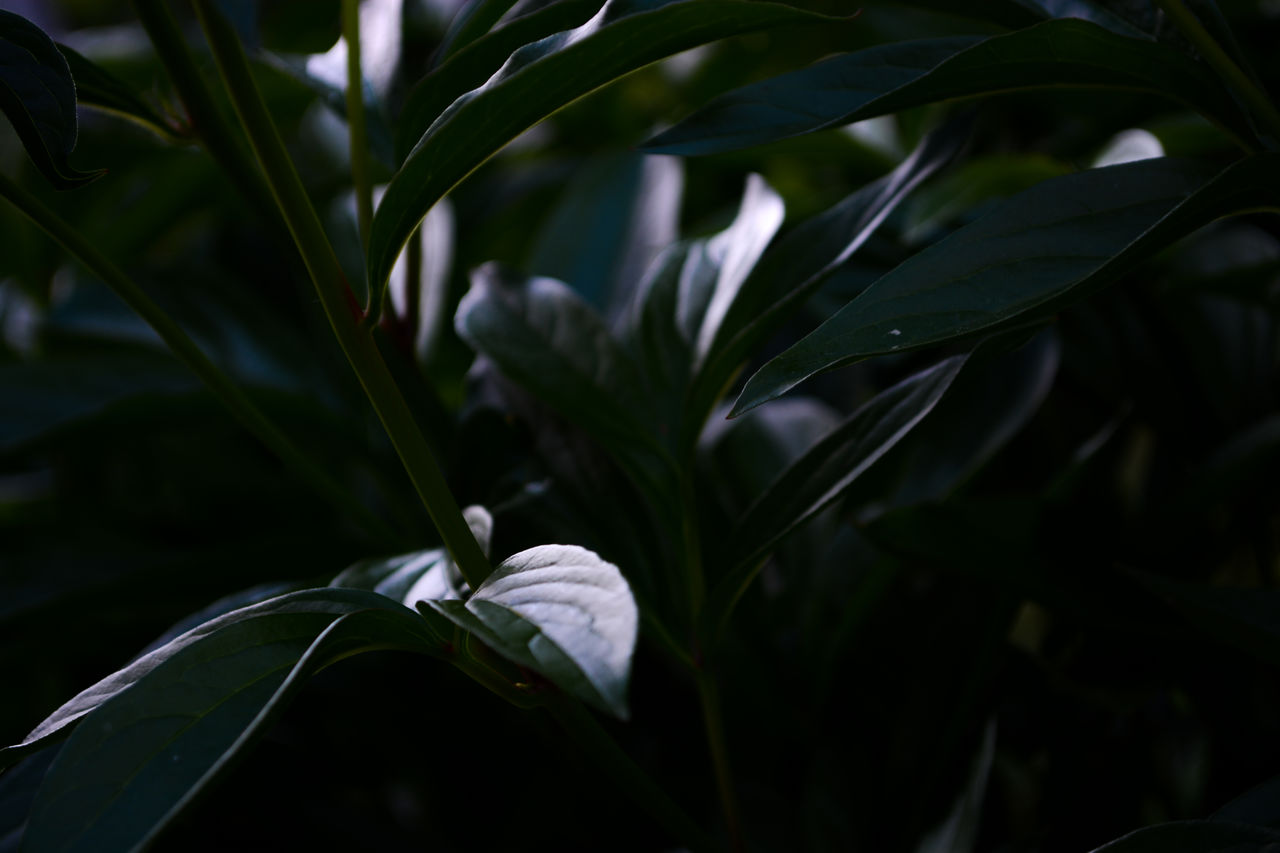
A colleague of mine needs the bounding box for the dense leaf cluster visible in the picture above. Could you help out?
[1,0,1280,851]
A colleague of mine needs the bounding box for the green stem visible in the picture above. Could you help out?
[0,171,399,546]
[544,696,718,853]
[342,0,374,253]
[194,0,491,589]
[1156,0,1280,146]
[132,0,277,219]
[696,667,743,852]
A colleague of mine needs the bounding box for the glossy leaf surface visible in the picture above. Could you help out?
[644,19,1253,156]
[21,594,441,853]
[369,0,831,295]
[425,544,638,718]
[0,10,103,188]
[734,154,1280,414]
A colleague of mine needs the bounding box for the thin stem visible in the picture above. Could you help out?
[132,0,277,219]
[194,0,491,589]
[696,667,743,852]
[343,0,374,251]
[544,696,718,853]
[1156,0,1280,146]
[0,171,400,546]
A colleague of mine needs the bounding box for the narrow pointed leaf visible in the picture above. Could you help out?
[56,44,184,142]
[734,154,1280,415]
[22,598,441,853]
[369,0,833,296]
[0,10,103,188]
[686,119,969,435]
[396,0,603,161]
[423,544,639,718]
[0,589,411,770]
[1088,820,1280,852]
[644,18,1254,156]
[710,355,966,627]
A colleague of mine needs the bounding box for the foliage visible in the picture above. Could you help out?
[1,0,1279,850]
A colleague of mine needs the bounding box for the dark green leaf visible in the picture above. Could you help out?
[687,118,970,434]
[1214,772,1280,829]
[1088,820,1280,852]
[396,0,603,161]
[0,10,103,189]
[55,44,184,142]
[643,19,1254,156]
[1132,570,1280,670]
[900,154,1069,243]
[0,588,419,770]
[21,594,441,853]
[368,0,834,298]
[436,0,525,64]
[733,154,1280,415]
[424,544,638,718]
[710,355,967,627]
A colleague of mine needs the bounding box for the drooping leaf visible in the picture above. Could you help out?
[55,44,184,142]
[368,0,834,298]
[422,544,639,718]
[1088,820,1280,852]
[21,596,442,853]
[643,19,1254,156]
[0,588,422,770]
[396,0,603,161]
[709,355,967,627]
[0,10,104,188]
[733,154,1280,415]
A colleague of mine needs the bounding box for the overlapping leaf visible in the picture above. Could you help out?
[0,10,103,188]
[709,355,967,629]
[368,0,833,298]
[644,18,1255,156]
[20,593,441,853]
[56,44,183,142]
[422,544,639,718]
[734,154,1280,415]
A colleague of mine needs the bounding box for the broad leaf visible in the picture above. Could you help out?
[1089,820,1280,852]
[423,544,638,718]
[733,154,1280,415]
[455,263,674,499]
[709,355,967,628]
[0,588,419,770]
[0,10,103,188]
[396,0,602,160]
[368,0,833,298]
[21,597,441,853]
[643,19,1254,156]
[56,44,183,142]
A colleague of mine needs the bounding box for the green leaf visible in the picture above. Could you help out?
[395,0,603,161]
[21,593,441,853]
[423,544,638,719]
[733,154,1280,415]
[436,0,526,64]
[368,0,833,300]
[0,588,419,771]
[686,118,970,434]
[643,18,1254,156]
[0,10,104,189]
[900,154,1069,243]
[710,355,967,628]
[1088,820,1280,852]
[1132,570,1280,669]
[56,44,184,142]
[455,263,668,470]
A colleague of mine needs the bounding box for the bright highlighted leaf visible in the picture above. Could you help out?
[733,154,1280,415]
[368,0,832,301]
[0,10,103,189]
[644,19,1253,156]
[422,544,639,719]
